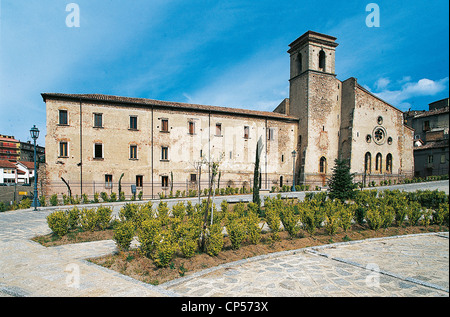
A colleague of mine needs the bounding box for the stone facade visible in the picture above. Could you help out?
[42,95,298,198]
[404,98,449,177]
[41,30,415,198]
[285,31,414,186]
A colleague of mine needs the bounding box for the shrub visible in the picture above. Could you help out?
[220,200,229,214]
[339,203,355,232]
[186,201,195,217]
[152,231,177,268]
[50,194,59,206]
[93,192,99,203]
[157,202,170,225]
[354,206,366,225]
[379,203,395,229]
[19,198,32,209]
[245,212,261,244]
[406,201,423,226]
[205,224,224,256]
[265,207,281,240]
[178,222,199,259]
[110,192,117,202]
[96,206,113,230]
[119,203,139,224]
[422,209,433,227]
[137,219,161,257]
[226,218,246,250]
[323,200,340,235]
[299,202,316,235]
[0,202,6,213]
[113,221,135,251]
[67,206,80,229]
[279,205,301,238]
[135,202,154,226]
[172,202,186,219]
[432,203,449,226]
[366,206,382,230]
[47,211,69,237]
[179,237,198,258]
[80,208,98,232]
[82,194,89,204]
[39,195,47,207]
[100,192,109,202]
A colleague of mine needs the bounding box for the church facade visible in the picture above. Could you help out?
[41,31,414,199]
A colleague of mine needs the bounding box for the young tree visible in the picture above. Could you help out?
[252,137,264,209]
[328,158,357,201]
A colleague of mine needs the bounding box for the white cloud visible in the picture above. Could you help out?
[373,77,449,110]
[374,77,390,90]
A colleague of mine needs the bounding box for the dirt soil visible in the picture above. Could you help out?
[86,224,446,286]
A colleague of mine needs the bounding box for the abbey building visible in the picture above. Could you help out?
[41,31,414,198]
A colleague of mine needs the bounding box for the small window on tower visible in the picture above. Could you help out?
[319,50,326,70]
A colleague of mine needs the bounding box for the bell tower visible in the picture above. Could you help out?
[287,31,341,186]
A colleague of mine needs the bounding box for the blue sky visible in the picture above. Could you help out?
[0,0,448,146]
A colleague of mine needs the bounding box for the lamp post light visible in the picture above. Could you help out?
[30,125,40,211]
[291,150,297,192]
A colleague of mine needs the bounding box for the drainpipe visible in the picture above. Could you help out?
[79,98,83,196]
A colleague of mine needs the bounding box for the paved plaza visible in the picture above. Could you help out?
[0,181,448,297]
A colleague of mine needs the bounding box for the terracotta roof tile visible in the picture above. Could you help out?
[41,93,299,121]
[0,160,17,168]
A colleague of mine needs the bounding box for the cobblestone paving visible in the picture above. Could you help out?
[0,181,449,297]
[161,233,449,297]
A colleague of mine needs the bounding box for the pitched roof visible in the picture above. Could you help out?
[17,161,35,169]
[413,106,449,119]
[41,93,299,121]
[414,139,449,151]
[0,160,17,168]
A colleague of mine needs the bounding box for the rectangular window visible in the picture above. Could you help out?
[161,176,169,188]
[244,126,250,139]
[161,146,169,160]
[59,110,68,125]
[130,145,137,159]
[136,175,143,188]
[216,123,222,136]
[94,143,103,159]
[105,174,113,189]
[94,113,103,128]
[190,174,197,182]
[189,121,195,135]
[268,128,275,141]
[59,142,68,157]
[441,154,446,164]
[161,119,169,132]
[427,155,434,164]
[130,116,138,130]
[423,120,430,131]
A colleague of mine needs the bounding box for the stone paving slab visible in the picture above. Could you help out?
[310,234,449,292]
[160,233,449,297]
[0,180,449,297]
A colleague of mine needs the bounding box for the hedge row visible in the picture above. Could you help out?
[46,189,449,268]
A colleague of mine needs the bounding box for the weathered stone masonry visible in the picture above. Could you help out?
[41,31,414,198]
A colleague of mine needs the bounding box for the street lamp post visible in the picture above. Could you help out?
[30,125,40,211]
[291,150,297,192]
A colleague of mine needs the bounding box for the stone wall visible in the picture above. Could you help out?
[44,97,298,199]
